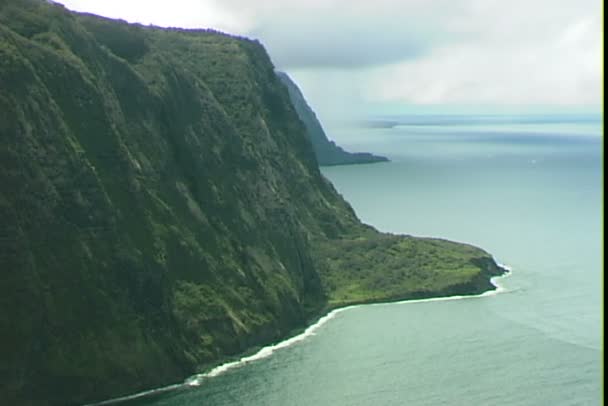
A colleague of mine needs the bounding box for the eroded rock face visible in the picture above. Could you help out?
[0,2,504,404]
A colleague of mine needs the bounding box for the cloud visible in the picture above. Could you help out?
[250,17,432,69]
[55,0,602,111]
[212,0,602,109]
[55,0,244,32]
[217,0,470,69]
[275,0,601,114]
[365,5,602,106]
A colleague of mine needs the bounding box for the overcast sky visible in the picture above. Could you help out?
[56,0,602,121]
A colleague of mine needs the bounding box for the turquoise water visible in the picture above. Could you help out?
[121,115,603,406]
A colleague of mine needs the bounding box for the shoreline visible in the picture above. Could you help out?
[84,262,512,406]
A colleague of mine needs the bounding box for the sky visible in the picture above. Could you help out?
[55,0,602,122]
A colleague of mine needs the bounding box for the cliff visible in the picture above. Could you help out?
[0,1,504,404]
[276,72,388,166]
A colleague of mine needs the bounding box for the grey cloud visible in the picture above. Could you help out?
[249,18,440,69]
[229,0,470,70]
[58,0,601,107]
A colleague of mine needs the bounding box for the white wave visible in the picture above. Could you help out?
[84,259,514,404]
[480,272,512,296]
[190,260,515,385]
[82,383,183,406]
[188,305,356,384]
[495,260,513,272]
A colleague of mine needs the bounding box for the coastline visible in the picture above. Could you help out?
[84,262,512,406]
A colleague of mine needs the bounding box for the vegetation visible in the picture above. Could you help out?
[0,1,505,405]
[315,231,504,307]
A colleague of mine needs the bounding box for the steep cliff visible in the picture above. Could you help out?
[276,71,388,166]
[0,1,504,405]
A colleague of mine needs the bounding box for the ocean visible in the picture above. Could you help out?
[119,113,603,406]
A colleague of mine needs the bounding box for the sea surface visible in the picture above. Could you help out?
[120,114,603,406]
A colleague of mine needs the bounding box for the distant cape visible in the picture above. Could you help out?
[276,72,388,166]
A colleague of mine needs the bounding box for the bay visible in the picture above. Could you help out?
[123,114,603,406]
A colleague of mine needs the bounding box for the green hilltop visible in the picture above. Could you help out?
[0,1,505,404]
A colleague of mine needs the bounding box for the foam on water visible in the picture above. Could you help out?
[83,383,184,406]
[188,305,354,384]
[188,259,513,384]
[83,259,512,404]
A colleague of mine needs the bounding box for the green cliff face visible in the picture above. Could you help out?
[0,1,504,405]
[276,72,389,166]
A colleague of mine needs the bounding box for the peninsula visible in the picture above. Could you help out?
[276,71,389,166]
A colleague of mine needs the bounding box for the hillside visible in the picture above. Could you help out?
[276,72,388,166]
[0,1,504,404]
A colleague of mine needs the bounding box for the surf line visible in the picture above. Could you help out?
[189,260,513,383]
[84,260,513,405]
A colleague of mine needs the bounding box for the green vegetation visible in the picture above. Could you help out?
[0,1,505,405]
[276,71,389,166]
[314,231,504,307]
